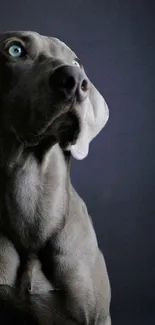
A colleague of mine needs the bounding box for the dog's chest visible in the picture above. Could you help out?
[3,148,67,252]
[3,157,45,250]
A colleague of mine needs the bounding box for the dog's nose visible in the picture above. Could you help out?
[49,65,89,101]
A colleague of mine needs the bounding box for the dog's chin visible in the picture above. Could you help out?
[10,99,80,153]
[12,118,80,153]
[10,124,52,148]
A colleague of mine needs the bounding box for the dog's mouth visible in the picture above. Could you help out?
[11,121,54,147]
[11,98,80,149]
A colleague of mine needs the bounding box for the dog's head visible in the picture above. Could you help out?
[0,31,109,160]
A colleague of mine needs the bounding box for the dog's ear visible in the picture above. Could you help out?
[70,82,109,160]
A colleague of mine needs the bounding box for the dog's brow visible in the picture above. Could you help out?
[0,33,32,46]
[19,35,32,43]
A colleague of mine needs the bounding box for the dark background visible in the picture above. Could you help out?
[0,1,155,324]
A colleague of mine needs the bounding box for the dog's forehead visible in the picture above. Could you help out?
[0,31,76,60]
[29,32,76,58]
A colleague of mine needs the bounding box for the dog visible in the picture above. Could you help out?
[0,31,111,325]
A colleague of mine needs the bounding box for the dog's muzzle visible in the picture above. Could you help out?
[49,65,89,102]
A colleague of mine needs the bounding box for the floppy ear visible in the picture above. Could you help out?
[70,82,109,160]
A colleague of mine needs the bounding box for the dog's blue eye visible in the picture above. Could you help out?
[72,59,80,67]
[8,45,22,57]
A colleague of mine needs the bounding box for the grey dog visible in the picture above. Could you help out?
[0,31,111,325]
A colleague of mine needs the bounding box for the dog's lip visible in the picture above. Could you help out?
[10,120,53,147]
[11,100,76,147]
[32,99,77,139]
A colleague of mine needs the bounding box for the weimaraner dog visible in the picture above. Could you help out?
[0,31,111,325]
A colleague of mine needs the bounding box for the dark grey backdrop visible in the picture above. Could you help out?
[0,1,155,324]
